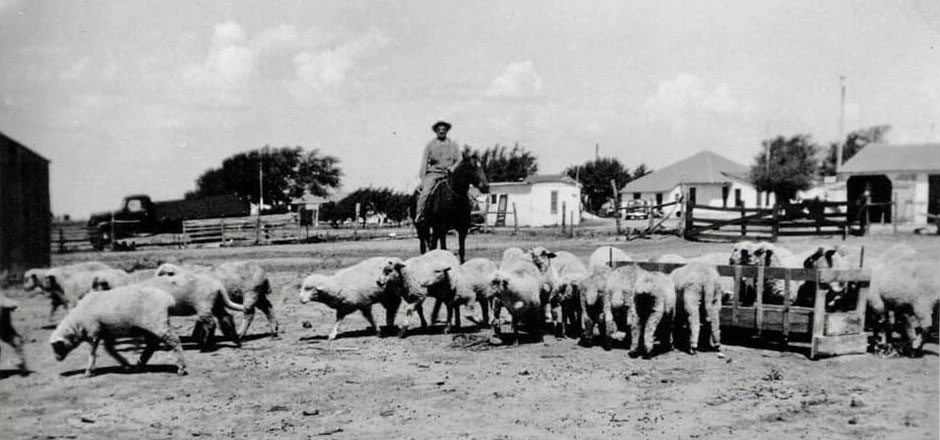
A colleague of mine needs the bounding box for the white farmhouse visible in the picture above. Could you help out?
[620,150,773,217]
[484,174,582,227]
[836,143,940,225]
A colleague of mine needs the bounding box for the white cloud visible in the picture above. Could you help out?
[643,74,756,138]
[180,22,257,105]
[486,61,544,99]
[212,21,247,46]
[292,32,389,92]
[60,57,90,81]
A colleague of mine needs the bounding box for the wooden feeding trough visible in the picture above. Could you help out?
[610,260,871,359]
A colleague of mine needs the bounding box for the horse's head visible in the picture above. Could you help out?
[454,149,489,194]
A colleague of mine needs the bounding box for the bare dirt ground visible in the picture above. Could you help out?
[1,229,938,440]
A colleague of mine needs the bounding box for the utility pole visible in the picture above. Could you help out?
[837,75,846,173]
[595,143,599,161]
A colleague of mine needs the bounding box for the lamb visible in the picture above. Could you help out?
[298,257,404,340]
[382,250,460,336]
[577,264,638,350]
[867,260,940,357]
[753,243,849,307]
[148,264,244,351]
[670,262,722,354]
[42,268,132,320]
[629,269,676,359]
[22,261,113,292]
[1,293,28,374]
[588,245,633,269]
[49,285,187,377]
[486,247,551,343]
[546,251,587,338]
[447,258,499,328]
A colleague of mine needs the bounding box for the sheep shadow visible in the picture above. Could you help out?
[58,364,180,377]
[240,332,278,342]
[0,369,31,380]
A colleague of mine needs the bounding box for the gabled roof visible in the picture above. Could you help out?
[839,143,940,174]
[491,174,580,186]
[621,150,749,194]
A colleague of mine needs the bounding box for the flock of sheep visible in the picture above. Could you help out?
[1,240,936,378]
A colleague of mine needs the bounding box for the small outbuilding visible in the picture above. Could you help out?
[620,150,773,215]
[484,174,582,227]
[837,143,940,225]
[1,132,51,278]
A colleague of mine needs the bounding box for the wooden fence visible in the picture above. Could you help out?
[181,213,302,246]
[682,188,862,242]
[612,260,872,359]
[51,221,95,253]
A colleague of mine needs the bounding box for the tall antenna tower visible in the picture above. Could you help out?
[836,75,846,172]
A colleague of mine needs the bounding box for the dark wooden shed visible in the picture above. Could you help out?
[1,132,51,278]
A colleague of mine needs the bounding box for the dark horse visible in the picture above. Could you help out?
[415,150,489,263]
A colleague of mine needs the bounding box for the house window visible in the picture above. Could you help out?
[633,193,641,200]
[550,190,558,214]
[656,193,663,205]
[490,194,498,204]
[722,186,730,208]
[735,189,742,207]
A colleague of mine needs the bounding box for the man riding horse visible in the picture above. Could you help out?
[414,120,461,227]
[414,120,489,262]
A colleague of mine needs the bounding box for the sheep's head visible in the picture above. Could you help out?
[421,266,452,288]
[44,272,65,295]
[377,260,406,289]
[529,247,557,272]
[299,275,336,304]
[752,243,781,267]
[155,263,185,277]
[91,273,114,291]
[49,327,81,361]
[729,241,756,266]
[23,269,43,291]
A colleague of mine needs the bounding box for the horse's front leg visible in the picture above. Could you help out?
[457,229,467,263]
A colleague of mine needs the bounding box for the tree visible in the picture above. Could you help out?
[820,125,891,176]
[471,143,538,182]
[564,157,636,215]
[320,187,414,226]
[750,134,820,202]
[186,146,342,210]
[632,164,652,180]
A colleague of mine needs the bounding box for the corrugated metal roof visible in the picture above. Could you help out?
[621,150,749,194]
[839,143,940,174]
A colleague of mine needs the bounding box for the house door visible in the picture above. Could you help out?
[495,194,509,227]
[929,174,940,215]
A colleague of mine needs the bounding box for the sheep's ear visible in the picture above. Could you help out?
[442,267,452,273]
[545,252,557,259]
[393,261,406,271]
[803,248,823,268]
[46,274,62,291]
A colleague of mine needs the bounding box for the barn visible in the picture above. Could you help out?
[837,143,940,225]
[620,150,773,215]
[1,132,51,279]
[484,174,582,227]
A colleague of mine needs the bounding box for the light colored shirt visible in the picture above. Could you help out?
[419,138,460,177]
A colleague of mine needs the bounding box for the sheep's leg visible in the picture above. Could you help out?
[706,302,722,351]
[628,308,642,357]
[551,303,564,339]
[198,315,217,351]
[443,302,455,334]
[415,301,428,329]
[217,312,241,348]
[158,330,187,376]
[643,309,663,359]
[101,335,132,372]
[329,310,353,341]
[255,297,279,338]
[84,338,100,378]
[380,295,400,336]
[136,333,162,369]
[579,300,596,347]
[359,307,379,336]
[479,296,491,329]
[684,292,701,355]
[430,298,444,325]
[237,306,256,340]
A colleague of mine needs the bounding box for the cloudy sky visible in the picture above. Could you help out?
[2,0,938,218]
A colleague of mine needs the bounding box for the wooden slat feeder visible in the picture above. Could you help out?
[610,260,871,359]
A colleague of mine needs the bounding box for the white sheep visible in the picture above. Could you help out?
[42,268,132,320]
[489,268,545,344]
[184,261,278,339]
[868,260,940,357]
[671,262,722,354]
[577,264,638,350]
[447,258,499,328]
[1,293,28,374]
[547,251,587,338]
[148,264,244,351]
[383,250,460,336]
[588,245,633,269]
[23,261,113,292]
[49,285,187,377]
[89,269,134,292]
[629,269,676,359]
[299,257,404,341]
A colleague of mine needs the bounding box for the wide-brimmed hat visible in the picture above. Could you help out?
[431,120,452,131]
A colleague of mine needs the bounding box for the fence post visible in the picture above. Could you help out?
[611,179,622,235]
[569,211,575,238]
[892,191,898,235]
[512,203,518,235]
[683,188,696,239]
[58,228,65,253]
[740,204,747,237]
[483,198,490,234]
[771,204,780,241]
[561,201,566,234]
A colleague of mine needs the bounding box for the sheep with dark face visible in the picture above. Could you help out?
[447,258,499,328]
[25,262,116,321]
[488,248,547,344]
[49,286,186,377]
[671,262,722,355]
[381,250,460,337]
[299,257,404,340]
